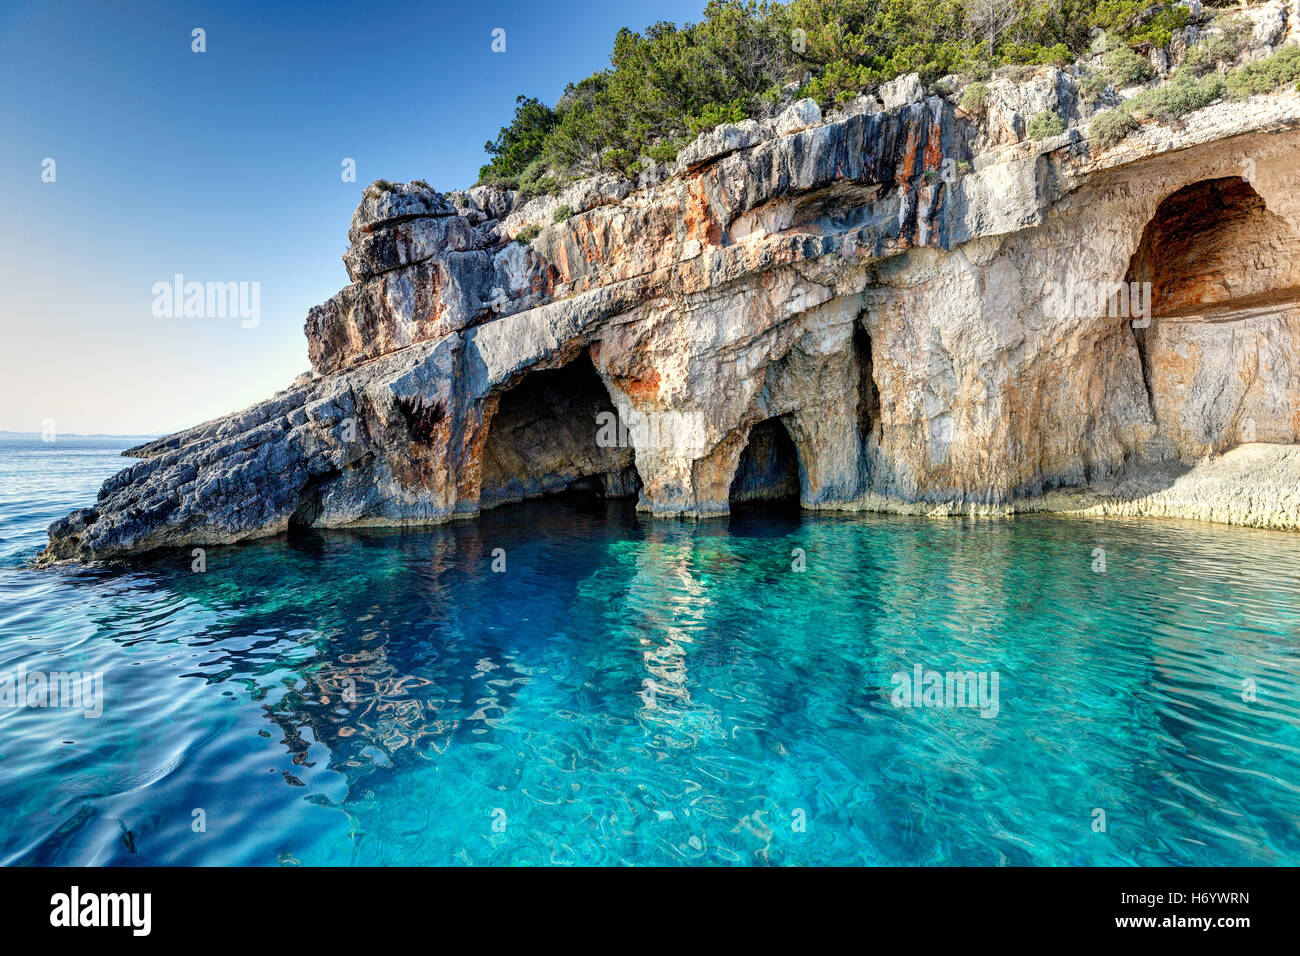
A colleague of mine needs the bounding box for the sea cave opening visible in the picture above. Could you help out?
[479,353,642,510]
[728,417,801,509]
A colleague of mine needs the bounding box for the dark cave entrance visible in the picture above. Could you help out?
[728,417,801,508]
[855,323,880,450]
[479,353,641,509]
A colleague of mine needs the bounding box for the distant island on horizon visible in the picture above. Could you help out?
[0,431,162,441]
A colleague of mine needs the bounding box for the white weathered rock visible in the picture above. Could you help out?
[348,181,456,244]
[676,118,765,170]
[1245,0,1289,52]
[773,98,822,135]
[983,69,1075,146]
[467,184,514,220]
[879,72,924,110]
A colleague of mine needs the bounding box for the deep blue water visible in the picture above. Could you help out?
[2,436,1299,865]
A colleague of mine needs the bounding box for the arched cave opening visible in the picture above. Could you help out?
[1124,177,1300,454]
[1127,177,1300,320]
[479,353,642,509]
[728,417,801,507]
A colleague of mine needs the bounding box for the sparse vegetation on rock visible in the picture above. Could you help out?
[1089,107,1137,148]
[1027,109,1065,139]
[1087,26,1300,153]
[959,80,991,115]
[1226,44,1300,100]
[1127,71,1225,121]
[1102,45,1152,86]
[366,179,399,198]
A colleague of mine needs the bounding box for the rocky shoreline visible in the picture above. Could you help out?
[41,8,1300,562]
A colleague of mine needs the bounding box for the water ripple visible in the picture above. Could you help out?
[2,441,1300,864]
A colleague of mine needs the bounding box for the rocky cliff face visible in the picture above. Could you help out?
[42,27,1300,562]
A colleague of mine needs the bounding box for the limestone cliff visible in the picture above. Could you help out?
[42,21,1300,561]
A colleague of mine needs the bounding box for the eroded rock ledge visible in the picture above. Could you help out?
[42,56,1300,561]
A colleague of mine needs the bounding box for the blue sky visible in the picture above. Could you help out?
[0,0,707,434]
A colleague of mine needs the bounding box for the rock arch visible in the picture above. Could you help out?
[478,352,642,509]
[728,416,801,506]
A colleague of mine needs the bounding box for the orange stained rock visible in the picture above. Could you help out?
[618,368,661,404]
[897,121,920,188]
[923,118,944,173]
[685,177,722,247]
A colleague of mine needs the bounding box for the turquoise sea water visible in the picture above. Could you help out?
[1,436,1299,866]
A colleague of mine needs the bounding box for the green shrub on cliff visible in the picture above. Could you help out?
[1086,66,1214,152]
[959,81,990,115]
[1103,45,1152,86]
[1087,34,1298,153]
[1078,71,1109,106]
[688,98,751,135]
[1088,107,1137,148]
[475,0,1223,186]
[1214,12,1255,53]
[1027,109,1065,139]
[645,140,683,163]
[1180,15,1248,77]
[1089,0,1187,50]
[1127,71,1224,121]
[516,168,561,201]
[1225,44,1300,100]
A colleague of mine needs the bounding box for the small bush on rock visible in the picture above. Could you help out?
[1214,13,1254,53]
[1079,72,1109,106]
[1104,46,1153,87]
[1181,34,1235,76]
[1127,72,1224,121]
[1027,110,1065,139]
[1089,108,1137,149]
[515,162,560,201]
[960,81,990,114]
[686,98,748,135]
[645,141,681,163]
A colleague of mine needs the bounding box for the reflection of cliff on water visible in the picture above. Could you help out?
[84,497,648,794]
[70,498,1300,862]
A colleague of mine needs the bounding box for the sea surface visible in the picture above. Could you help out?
[1,436,1299,866]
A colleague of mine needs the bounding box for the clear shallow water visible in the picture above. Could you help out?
[2,437,1299,866]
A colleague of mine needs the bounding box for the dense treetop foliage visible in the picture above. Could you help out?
[476,0,1239,194]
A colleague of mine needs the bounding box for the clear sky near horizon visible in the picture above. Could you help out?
[0,0,708,435]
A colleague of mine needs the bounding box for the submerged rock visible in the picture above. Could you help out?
[41,45,1300,562]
